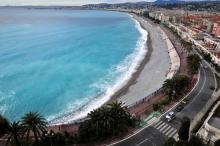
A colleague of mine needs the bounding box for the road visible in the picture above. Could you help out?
[111,61,215,146]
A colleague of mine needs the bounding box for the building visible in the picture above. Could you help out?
[212,22,220,38]
[197,101,220,145]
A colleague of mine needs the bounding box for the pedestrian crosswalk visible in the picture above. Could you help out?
[152,120,178,139]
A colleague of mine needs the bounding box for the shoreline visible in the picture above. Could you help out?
[50,12,171,125]
[107,14,153,104]
[49,12,150,125]
[116,13,170,106]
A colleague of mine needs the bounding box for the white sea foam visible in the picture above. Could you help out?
[49,15,148,125]
[0,90,15,115]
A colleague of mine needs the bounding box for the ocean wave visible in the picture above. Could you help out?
[49,15,148,125]
[0,90,15,115]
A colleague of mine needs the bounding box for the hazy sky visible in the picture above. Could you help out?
[0,0,156,6]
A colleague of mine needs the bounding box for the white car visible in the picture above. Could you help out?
[165,112,175,122]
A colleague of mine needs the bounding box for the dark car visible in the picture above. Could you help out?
[175,104,184,112]
[210,86,215,90]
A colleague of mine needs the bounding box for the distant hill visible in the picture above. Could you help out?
[154,0,220,4]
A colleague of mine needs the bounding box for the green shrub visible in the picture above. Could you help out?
[153,103,161,111]
[160,97,171,105]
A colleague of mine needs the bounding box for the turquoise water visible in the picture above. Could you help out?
[0,8,146,124]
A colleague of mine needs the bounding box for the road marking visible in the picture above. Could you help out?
[159,124,169,132]
[148,117,157,125]
[159,125,176,137]
[191,65,206,101]
[156,122,166,130]
[152,120,178,138]
[165,127,175,136]
[168,129,177,137]
[153,120,162,128]
[135,138,156,146]
[161,125,172,134]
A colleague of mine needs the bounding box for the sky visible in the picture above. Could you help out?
[0,0,156,6]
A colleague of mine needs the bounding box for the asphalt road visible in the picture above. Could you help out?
[111,62,215,146]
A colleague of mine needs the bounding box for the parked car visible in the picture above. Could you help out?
[165,112,175,122]
[210,86,215,90]
[175,104,184,112]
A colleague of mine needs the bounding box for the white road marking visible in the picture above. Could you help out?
[148,117,157,125]
[168,129,177,137]
[161,125,172,134]
[153,120,163,128]
[156,122,166,130]
[136,138,156,146]
[159,124,169,132]
[165,127,175,136]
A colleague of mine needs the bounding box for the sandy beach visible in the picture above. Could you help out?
[109,13,170,106]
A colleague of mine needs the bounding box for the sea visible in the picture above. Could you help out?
[0,8,147,124]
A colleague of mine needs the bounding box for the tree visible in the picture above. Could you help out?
[215,139,220,146]
[6,121,23,146]
[0,115,10,137]
[188,135,204,146]
[178,117,191,141]
[108,101,132,134]
[153,103,161,111]
[21,112,47,143]
[78,101,135,142]
[203,52,212,63]
[163,79,175,98]
[174,75,189,95]
[187,54,201,74]
[163,75,189,99]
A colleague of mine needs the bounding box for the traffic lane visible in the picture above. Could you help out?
[176,63,215,120]
[161,63,214,128]
[159,65,206,127]
[114,127,166,146]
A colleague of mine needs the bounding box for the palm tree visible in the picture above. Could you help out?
[21,112,47,143]
[88,107,113,137]
[108,101,132,135]
[0,115,10,137]
[162,79,175,98]
[6,121,23,146]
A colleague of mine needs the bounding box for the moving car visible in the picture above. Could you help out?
[165,112,175,122]
[175,104,184,112]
